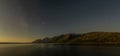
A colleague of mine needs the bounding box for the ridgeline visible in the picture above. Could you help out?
[33,32,120,45]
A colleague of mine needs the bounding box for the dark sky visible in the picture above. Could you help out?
[0,0,120,42]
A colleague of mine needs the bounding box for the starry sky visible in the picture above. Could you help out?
[0,0,120,42]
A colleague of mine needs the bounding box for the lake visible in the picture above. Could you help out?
[0,44,120,56]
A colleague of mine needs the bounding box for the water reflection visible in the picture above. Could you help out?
[0,44,119,56]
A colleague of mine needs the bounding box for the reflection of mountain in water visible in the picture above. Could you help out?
[0,44,119,56]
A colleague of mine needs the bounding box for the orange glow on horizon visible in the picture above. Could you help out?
[0,37,37,42]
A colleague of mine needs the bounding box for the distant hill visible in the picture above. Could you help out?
[33,32,120,45]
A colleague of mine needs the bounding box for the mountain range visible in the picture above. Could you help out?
[33,32,120,45]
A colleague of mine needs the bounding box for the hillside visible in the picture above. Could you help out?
[33,32,120,45]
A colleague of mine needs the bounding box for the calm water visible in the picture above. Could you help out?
[0,44,120,56]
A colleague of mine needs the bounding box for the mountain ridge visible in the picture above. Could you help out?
[33,32,120,45]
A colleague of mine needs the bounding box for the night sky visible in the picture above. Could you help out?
[0,0,120,42]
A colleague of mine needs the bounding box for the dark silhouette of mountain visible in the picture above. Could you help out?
[33,33,80,43]
[49,33,81,43]
[33,32,120,45]
[33,38,51,43]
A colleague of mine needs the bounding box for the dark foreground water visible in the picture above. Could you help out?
[0,44,120,56]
